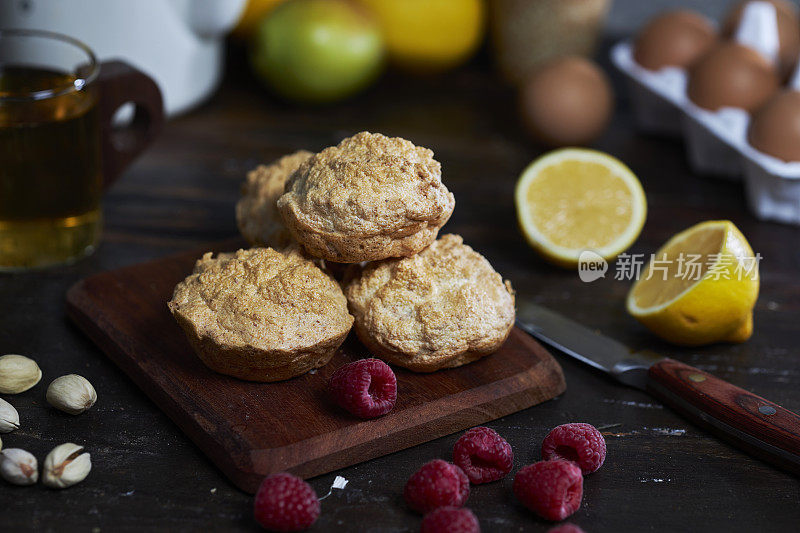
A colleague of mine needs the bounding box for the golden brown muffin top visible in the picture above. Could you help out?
[169,247,352,353]
[345,234,515,365]
[236,150,313,247]
[277,132,454,262]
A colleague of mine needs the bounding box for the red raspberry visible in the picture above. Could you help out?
[513,460,583,521]
[329,358,397,419]
[453,426,513,484]
[548,524,585,533]
[253,473,320,531]
[404,459,470,514]
[421,506,480,533]
[541,423,606,474]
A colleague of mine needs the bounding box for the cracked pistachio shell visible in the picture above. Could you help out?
[43,442,91,489]
[0,354,42,394]
[46,374,97,415]
[0,398,20,433]
[0,448,38,485]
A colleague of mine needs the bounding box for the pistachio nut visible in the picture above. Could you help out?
[0,398,19,433]
[0,354,42,394]
[46,374,97,415]
[0,448,38,485]
[43,442,91,489]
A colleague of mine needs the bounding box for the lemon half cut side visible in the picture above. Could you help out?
[626,220,760,346]
[515,148,647,268]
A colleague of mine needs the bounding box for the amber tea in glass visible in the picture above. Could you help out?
[0,63,102,269]
[0,30,164,270]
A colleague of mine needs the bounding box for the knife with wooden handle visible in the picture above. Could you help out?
[517,302,800,474]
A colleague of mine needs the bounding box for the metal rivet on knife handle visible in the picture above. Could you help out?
[687,373,706,383]
[759,405,777,416]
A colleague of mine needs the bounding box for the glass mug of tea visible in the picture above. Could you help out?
[0,29,164,270]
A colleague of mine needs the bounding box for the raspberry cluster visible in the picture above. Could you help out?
[253,359,608,531]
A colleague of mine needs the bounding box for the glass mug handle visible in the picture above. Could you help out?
[95,60,165,189]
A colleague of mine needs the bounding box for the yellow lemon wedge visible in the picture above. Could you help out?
[626,220,760,346]
[515,148,647,268]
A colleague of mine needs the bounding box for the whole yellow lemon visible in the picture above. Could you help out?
[356,0,486,72]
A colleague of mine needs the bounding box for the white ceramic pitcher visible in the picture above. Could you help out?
[0,0,248,116]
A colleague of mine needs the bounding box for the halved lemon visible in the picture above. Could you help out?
[627,220,759,346]
[515,148,647,268]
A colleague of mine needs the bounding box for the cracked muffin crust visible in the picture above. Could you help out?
[345,234,515,372]
[236,150,314,248]
[168,247,353,382]
[277,132,455,263]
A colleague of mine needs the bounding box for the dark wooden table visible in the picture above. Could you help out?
[2,44,799,532]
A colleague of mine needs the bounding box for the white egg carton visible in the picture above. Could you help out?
[610,3,800,226]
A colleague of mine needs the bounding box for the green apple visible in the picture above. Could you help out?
[250,0,385,103]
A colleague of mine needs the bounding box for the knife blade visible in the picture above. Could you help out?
[517,301,800,475]
[516,301,663,389]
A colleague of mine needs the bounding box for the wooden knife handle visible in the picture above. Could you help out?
[647,358,800,474]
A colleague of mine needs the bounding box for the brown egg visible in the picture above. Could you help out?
[722,0,800,79]
[634,10,717,71]
[748,90,800,161]
[687,42,779,112]
[519,56,613,147]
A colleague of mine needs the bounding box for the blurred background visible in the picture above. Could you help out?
[4,0,788,116]
[607,0,780,34]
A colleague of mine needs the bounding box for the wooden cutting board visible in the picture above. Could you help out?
[65,241,566,493]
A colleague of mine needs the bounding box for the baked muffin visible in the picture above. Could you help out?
[345,234,515,372]
[277,132,455,263]
[236,150,314,247]
[168,247,353,381]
